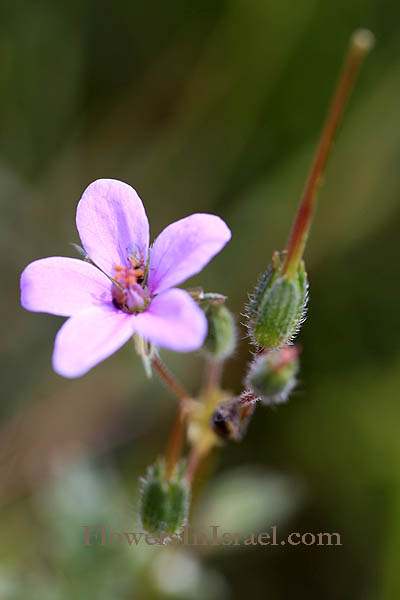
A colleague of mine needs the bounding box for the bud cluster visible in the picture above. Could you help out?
[242,251,308,406]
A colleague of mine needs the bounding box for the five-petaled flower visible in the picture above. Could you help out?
[20,179,231,377]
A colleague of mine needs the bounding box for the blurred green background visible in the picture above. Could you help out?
[1,0,400,598]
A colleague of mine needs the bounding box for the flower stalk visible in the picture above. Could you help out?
[282,29,374,279]
[152,354,190,402]
[151,354,193,479]
[204,359,223,393]
[165,409,187,480]
[186,432,216,485]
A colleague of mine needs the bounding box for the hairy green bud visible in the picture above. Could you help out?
[139,460,189,537]
[247,252,308,349]
[192,291,236,358]
[245,347,299,404]
[203,304,236,358]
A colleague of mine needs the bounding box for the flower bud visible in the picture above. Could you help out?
[245,346,299,404]
[211,396,255,442]
[247,252,308,349]
[194,291,236,358]
[204,304,236,358]
[139,460,189,536]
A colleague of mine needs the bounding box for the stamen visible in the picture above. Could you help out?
[111,258,148,313]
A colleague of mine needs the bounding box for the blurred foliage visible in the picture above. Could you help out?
[1,0,400,598]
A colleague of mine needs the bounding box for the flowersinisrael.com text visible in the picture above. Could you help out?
[83,525,341,547]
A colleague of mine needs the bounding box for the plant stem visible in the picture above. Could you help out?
[152,354,189,401]
[165,406,187,479]
[151,354,191,479]
[186,433,215,485]
[282,29,374,279]
[204,359,223,393]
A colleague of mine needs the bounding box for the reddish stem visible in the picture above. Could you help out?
[152,354,189,401]
[152,354,190,479]
[165,406,187,479]
[186,438,212,485]
[282,29,374,278]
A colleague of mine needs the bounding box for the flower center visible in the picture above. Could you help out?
[111,256,149,314]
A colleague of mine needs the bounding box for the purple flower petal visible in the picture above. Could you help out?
[133,288,207,351]
[21,257,111,317]
[148,213,231,295]
[76,179,150,275]
[52,305,135,377]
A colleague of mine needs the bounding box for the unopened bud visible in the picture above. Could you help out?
[247,252,308,349]
[245,346,300,405]
[139,460,189,536]
[197,292,236,359]
[211,396,256,442]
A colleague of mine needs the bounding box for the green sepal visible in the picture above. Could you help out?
[247,252,308,349]
[190,290,236,359]
[139,459,190,536]
[245,347,299,405]
[202,303,236,359]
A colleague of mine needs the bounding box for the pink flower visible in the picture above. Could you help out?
[20,179,231,377]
